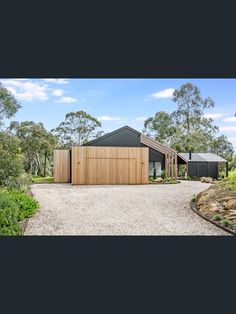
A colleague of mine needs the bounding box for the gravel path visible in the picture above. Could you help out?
[25,181,228,235]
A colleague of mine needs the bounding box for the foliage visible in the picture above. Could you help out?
[219,169,236,191]
[143,83,234,159]
[8,190,39,220]
[191,194,197,202]
[0,83,21,128]
[143,111,176,145]
[212,214,222,222]
[5,173,32,192]
[0,131,24,186]
[0,191,21,235]
[51,110,101,147]
[9,121,58,176]
[0,189,39,236]
[229,154,236,171]
[222,218,231,227]
[210,135,234,160]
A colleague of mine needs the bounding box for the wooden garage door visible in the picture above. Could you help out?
[71,147,148,185]
[53,150,71,183]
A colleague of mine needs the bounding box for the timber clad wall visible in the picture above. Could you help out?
[71,146,149,185]
[53,150,71,183]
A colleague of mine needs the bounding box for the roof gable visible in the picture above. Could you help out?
[83,125,141,146]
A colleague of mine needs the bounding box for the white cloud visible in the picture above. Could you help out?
[150,88,175,99]
[44,79,68,84]
[97,116,123,121]
[223,116,236,122]
[204,113,224,119]
[1,79,48,101]
[135,117,147,121]
[56,96,77,103]
[219,126,236,132]
[52,89,64,96]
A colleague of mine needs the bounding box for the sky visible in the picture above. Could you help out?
[0,78,236,150]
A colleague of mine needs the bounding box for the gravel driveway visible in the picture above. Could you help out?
[25,181,228,235]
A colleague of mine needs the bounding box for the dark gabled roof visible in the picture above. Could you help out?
[83,125,141,146]
[83,125,177,155]
[178,153,227,163]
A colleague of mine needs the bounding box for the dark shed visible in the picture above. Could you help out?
[178,152,228,179]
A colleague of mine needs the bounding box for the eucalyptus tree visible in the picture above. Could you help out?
[52,110,102,147]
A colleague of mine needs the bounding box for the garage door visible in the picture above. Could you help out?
[71,146,148,185]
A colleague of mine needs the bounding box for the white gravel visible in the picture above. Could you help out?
[25,181,228,235]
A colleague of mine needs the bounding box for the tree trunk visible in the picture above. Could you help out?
[43,152,47,177]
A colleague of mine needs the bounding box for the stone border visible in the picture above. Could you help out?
[190,201,236,236]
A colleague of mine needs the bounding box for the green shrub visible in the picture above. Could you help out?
[9,190,39,220]
[222,218,231,227]
[0,191,22,235]
[0,189,39,236]
[191,194,197,202]
[212,214,222,222]
[5,173,32,192]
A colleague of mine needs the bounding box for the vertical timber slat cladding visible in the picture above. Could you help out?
[71,146,149,185]
[53,150,71,183]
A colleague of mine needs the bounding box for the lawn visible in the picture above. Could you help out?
[32,176,54,183]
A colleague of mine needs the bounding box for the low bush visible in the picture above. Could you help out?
[212,214,222,222]
[0,192,21,235]
[222,218,231,227]
[0,189,39,236]
[4,173,32,192]
[9,190,38,220]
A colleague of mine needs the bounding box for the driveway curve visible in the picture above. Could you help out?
[25,181,228,235]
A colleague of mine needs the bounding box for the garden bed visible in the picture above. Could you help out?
[190,200,236,235]
[190,183,236,235]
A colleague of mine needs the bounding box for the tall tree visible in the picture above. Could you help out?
[143,83,234,158]
[52,111,101,147]
[210,135,234,160]
[0,132,23,186]
[0,83,21,127]
[143,111,177,145]
[172,83,217,136]
[9,121,57,176]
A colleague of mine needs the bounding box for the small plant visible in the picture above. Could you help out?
[191,194,197,202]
[222,218,231,227]
[161,170,167,179]
[212,214,222,222]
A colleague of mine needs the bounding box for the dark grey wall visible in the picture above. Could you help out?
[188,161,218,179]
[86,128,142,147]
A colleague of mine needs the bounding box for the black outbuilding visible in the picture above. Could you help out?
[178,152,228,179]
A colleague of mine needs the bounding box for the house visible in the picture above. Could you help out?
[178,151,228,179]
[83,126,177,179]
[53,126,178,185]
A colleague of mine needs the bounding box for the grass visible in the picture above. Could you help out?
[32,176,54,183]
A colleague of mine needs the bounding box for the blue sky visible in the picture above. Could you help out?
[1,78,236,149]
